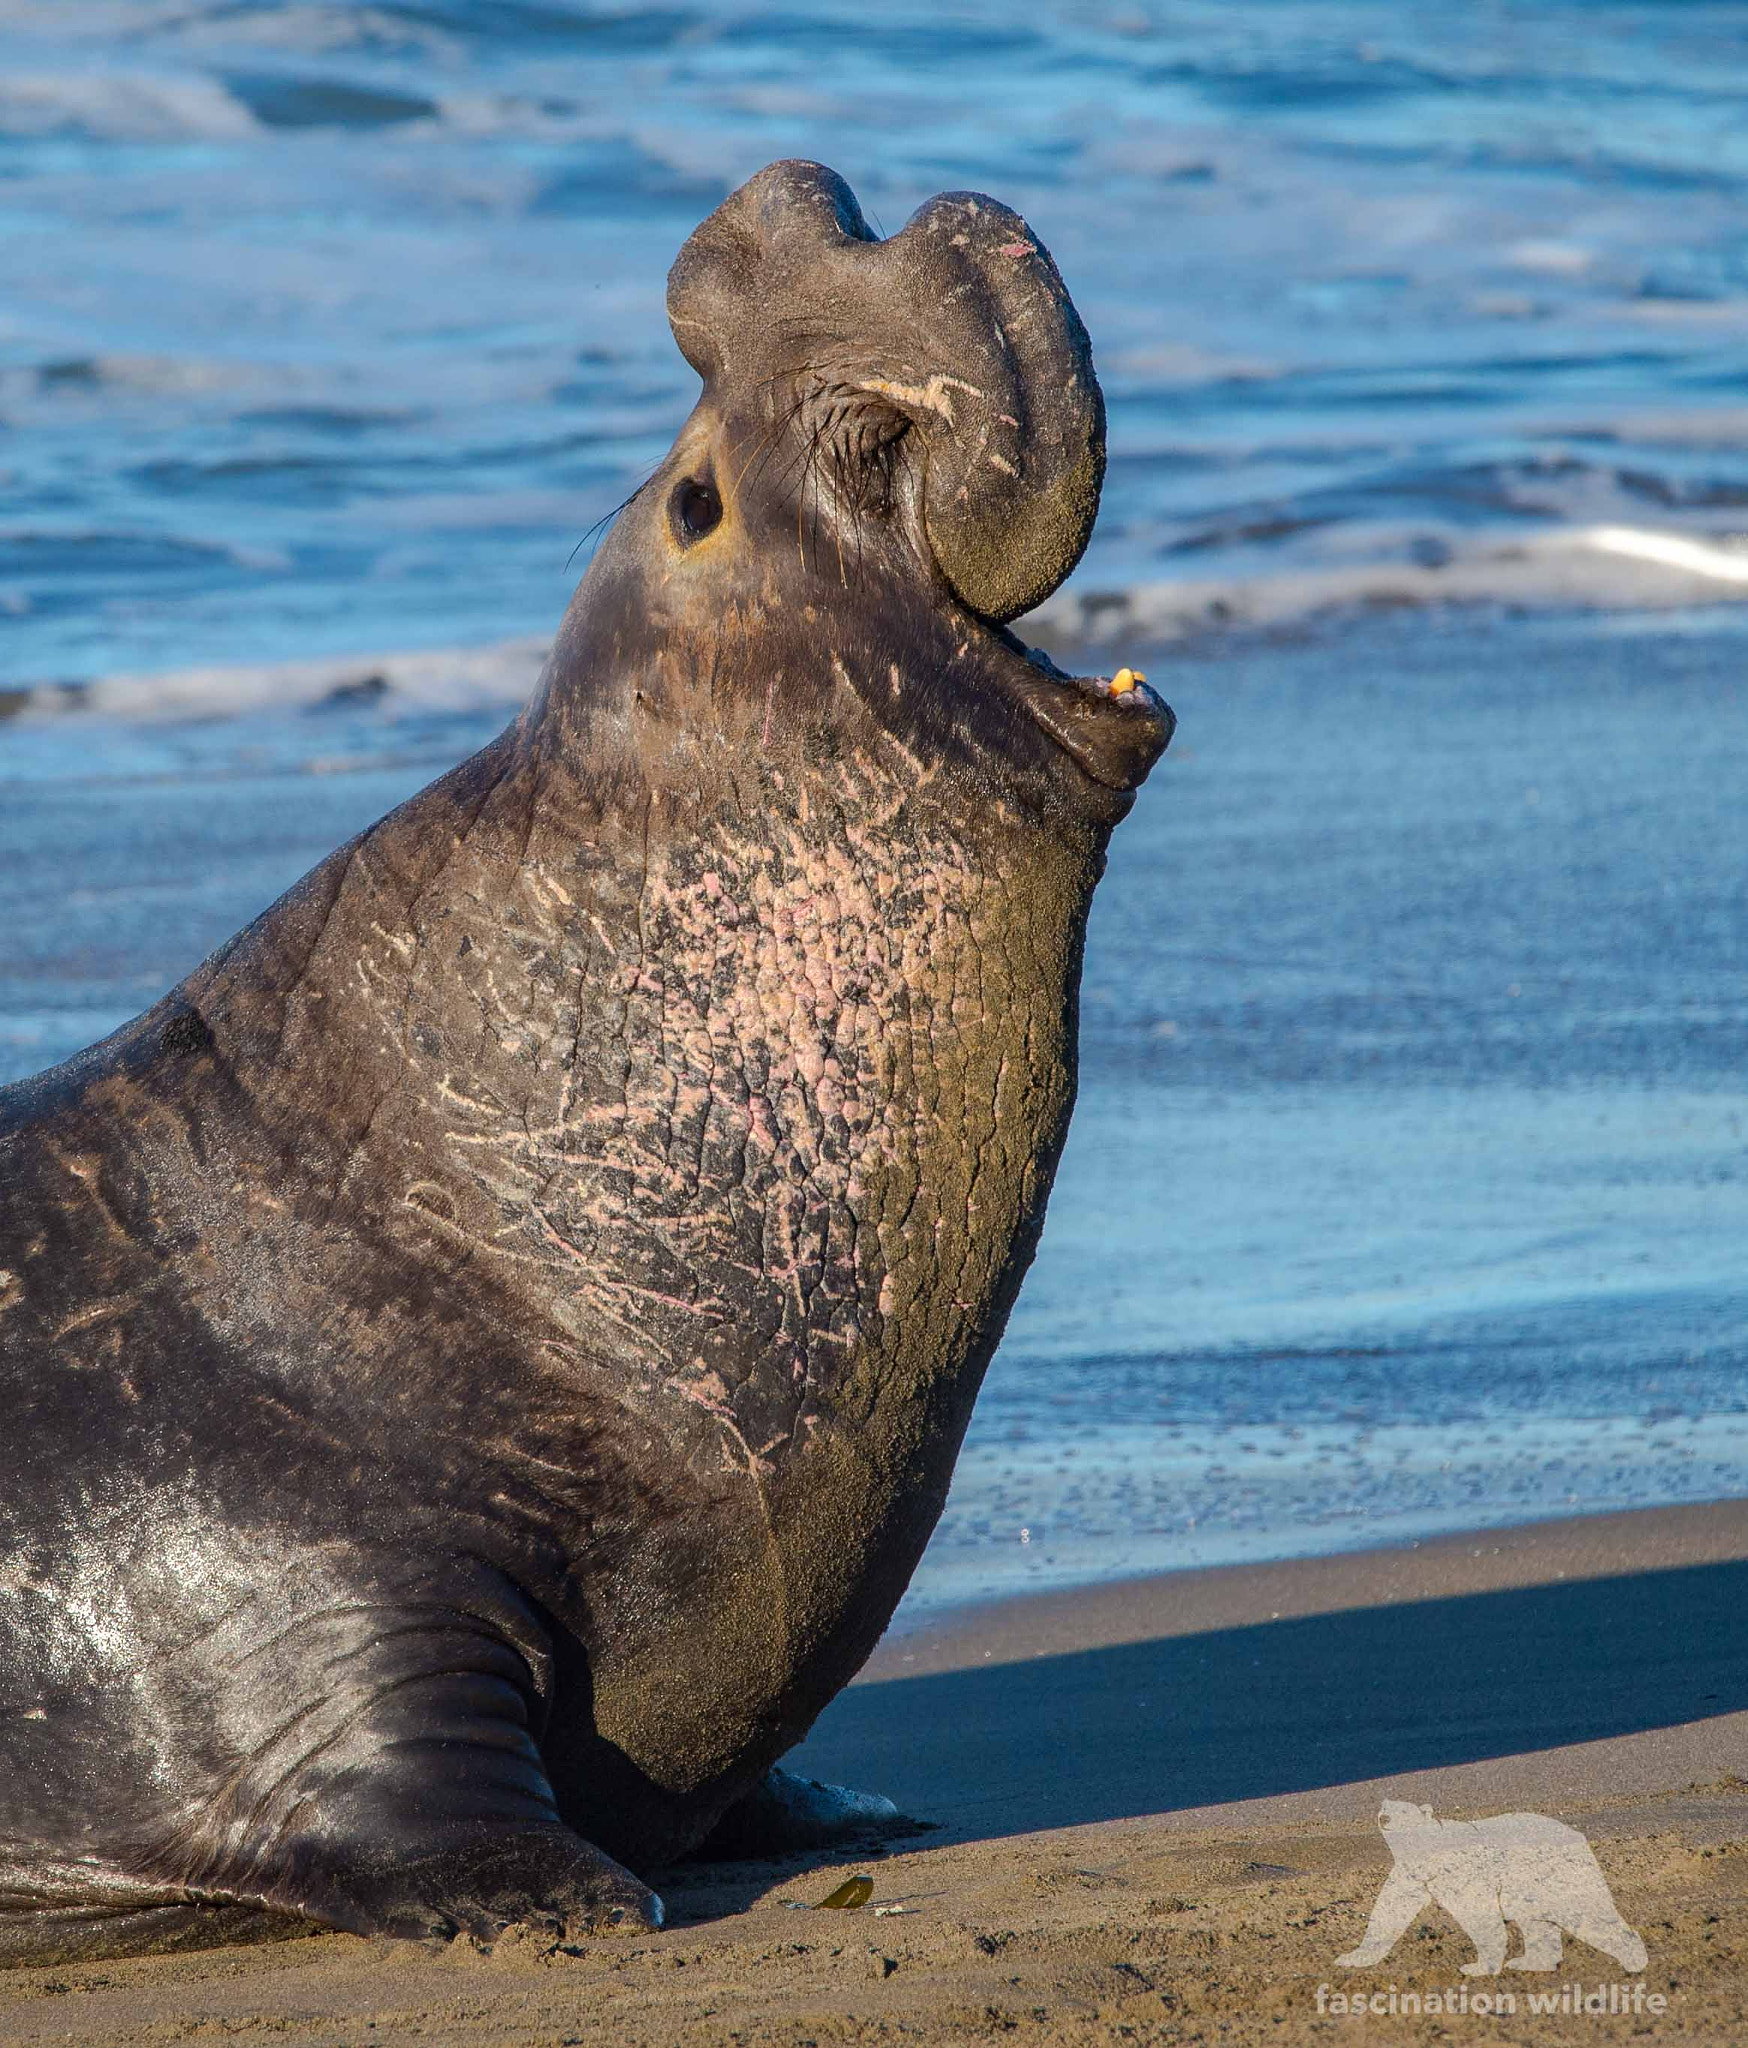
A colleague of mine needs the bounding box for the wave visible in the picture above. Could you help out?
[2,636,549,724]
[9,522,1748,726]
[1032,523,1748,646]
[0,69,259,143]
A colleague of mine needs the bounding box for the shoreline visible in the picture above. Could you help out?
[883,1488,1748,1648]
[3,1495,1743,2044]
[793,1495,1748,1840]
[889,1485,1748,1637]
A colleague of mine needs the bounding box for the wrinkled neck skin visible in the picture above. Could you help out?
[181,414,1124,1780]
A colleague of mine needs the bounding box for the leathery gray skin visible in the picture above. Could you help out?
[0,161,1172,1963]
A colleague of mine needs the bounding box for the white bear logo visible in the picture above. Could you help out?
[1337,1801,1648,1977]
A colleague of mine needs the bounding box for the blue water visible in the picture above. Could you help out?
[2,2,1746,1616]
[9,1,1748,686]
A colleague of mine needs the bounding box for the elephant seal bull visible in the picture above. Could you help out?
[0,160,1171,1962]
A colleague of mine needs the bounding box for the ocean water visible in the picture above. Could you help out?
[11,0,1748,687]
[2,0,1746,1617]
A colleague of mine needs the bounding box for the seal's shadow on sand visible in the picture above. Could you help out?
[778,1559,1748,1844]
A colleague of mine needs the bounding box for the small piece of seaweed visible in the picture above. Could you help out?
[815,1875,874,1910]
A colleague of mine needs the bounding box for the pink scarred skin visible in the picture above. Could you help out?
[0,162,1171,1963]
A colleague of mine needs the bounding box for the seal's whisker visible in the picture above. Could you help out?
[730,393,810,497]
[805,417,829,582]
[735,390,814,497]
[750,357,829,394]
[568,472,658,571]
[749,407,821,523]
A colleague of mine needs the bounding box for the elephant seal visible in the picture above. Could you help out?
[0,160,1170,1962]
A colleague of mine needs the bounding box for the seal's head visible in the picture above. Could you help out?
[544,159,1172,820]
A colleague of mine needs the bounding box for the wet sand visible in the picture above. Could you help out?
[1,1498,1743,2044]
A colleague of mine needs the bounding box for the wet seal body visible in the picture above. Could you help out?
[0,163,1171,1962]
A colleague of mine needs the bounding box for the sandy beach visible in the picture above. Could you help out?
[0,1497,1741,2045]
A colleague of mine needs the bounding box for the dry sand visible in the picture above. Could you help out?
[2,1501,1743,2045]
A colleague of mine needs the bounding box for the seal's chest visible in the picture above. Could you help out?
[400,797,1082,1480]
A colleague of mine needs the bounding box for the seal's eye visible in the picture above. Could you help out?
[673,477,722,544]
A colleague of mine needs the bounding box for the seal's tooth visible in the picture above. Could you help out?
[1108,666,1145,696]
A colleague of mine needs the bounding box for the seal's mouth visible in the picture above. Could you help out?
[972,610,1175,793]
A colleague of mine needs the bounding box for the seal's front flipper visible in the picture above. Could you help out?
[291,1821,664,1947]
[161,1594,663,1947]
[694,1766,926,1858]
